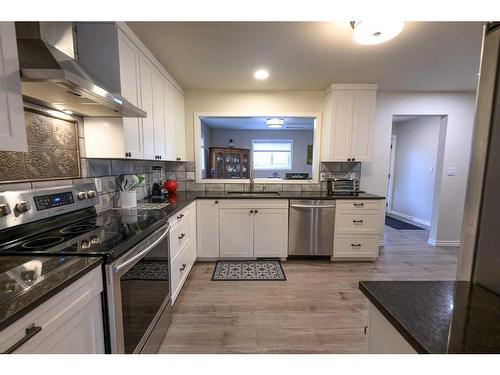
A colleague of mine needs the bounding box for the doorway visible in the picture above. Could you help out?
[386,115,446,238]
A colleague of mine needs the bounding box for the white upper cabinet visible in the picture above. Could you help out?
[321,84,377,162]
[0,22,27,152]
[76,22,184,160]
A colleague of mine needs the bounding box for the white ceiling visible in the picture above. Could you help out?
[201,116,315,130]
[127,21,483,92]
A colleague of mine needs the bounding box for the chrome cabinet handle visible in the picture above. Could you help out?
[180,264,186,271]
[177,214,184,220]
[178,233,185,240]
[351,243,362,247]
[3,324,42,354]
[353,220,364,224]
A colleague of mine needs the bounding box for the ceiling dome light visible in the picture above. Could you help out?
[254,69,269,80]
[266,118,284,128]
[350,21,405,45]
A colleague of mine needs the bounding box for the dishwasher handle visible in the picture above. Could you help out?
[290,204,336,209]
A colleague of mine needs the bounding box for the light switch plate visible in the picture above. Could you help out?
[447,167,457,176]
[320,173,326,181]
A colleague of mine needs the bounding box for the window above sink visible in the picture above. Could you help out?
[194,113,322,184]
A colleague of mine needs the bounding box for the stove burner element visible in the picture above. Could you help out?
[22,236,65,249]
[0,279,16,293]
[60,224,96,234]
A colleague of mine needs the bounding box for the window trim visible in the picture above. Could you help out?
[251,139,293,171]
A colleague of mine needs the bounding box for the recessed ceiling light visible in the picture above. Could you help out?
[266,118,284,128]
[254,69,269,80]
[351,21,405,45]
[62,109,73,115]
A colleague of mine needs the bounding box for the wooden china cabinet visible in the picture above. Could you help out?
[208,147,250,179]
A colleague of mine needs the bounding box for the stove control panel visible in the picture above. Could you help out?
[0,183,99,229]
[34,192,75,211]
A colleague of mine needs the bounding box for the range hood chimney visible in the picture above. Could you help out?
[15,22,146,118]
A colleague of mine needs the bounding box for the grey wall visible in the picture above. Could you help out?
[207,129,314,178]
[391,116,442,223]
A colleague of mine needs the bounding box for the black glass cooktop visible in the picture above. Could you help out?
[0,209,167,262]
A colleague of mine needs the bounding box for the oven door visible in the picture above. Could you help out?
[106,223,171,354]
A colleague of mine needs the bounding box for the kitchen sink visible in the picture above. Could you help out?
[225,191,281,197]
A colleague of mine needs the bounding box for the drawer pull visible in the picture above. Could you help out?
[351,243,362,247]
[353,219,364,224]
[180,264,187,271]
[178,233,185,240]
[3,323,42,354]
[177,214,184,220]
[353,203,364,207]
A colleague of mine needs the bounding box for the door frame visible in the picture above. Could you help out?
[386,135,397,211]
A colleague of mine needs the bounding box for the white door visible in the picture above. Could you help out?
[196,200,220,258]
[253,209,288,258]
[350,91,375,161]
[174,91,186,161]
[331,91,354,161]
[117,30,143,159]
[163,80,177,160]
[219,208,254,258]
[0,22,27,152]
[152,67,166,159]
[138,54,155,160]
[386,135,397,211]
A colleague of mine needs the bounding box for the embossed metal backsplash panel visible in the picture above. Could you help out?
[0,111,80,182]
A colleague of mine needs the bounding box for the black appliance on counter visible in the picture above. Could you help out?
[285,172,309,180]
[0,183,172,354]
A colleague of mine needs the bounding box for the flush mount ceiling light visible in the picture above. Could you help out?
[266,118,284,128]
[350,21,405,45]
[254,69,270,80]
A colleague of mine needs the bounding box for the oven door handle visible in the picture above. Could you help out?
[114,226,170,274]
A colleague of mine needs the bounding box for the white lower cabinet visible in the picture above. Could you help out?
[333,199,385,260]
[169,202,197,304]
[366,302,417,354]
[198,200,289,259]
[0,267,105,354]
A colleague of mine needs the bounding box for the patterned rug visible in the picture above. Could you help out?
[211,260,287,281]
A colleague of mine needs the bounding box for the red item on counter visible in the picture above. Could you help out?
[167,192,177,204]
[164,179,177,193]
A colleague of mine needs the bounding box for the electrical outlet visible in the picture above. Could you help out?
[320,173,326,181]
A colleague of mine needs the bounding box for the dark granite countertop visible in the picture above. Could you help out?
[0,256,102,331]
[359,280,500,353]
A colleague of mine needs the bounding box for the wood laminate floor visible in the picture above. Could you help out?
[159,226,458,353]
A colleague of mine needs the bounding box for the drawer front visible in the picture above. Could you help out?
[169,219,190,261]
[336,200,383,211]
[171,239,196,304]
[335,212,382,234]
[169,203,195,232]
[333,235,380,258]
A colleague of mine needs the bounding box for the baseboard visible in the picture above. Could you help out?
[387,209,430,227]
[428,238,460,247]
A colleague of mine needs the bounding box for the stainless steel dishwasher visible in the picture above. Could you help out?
[288,200,336,256]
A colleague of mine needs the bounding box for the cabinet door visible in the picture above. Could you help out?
[174,91,186,161]
[219,208,254,258]
[152,67,166,159]
[253,209,288,258]
[350,91,376,161]
[197,200,220,258]
[0,22,27,152]
[117,30,143,159]
[330,91,354,161]
[138,55,155,160]
[163,80,177,160]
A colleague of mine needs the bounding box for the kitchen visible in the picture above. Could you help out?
[0,6,499,372]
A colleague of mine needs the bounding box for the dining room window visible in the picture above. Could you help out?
[252,139,293,170]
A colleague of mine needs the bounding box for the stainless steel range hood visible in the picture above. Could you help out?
[15,22,146,118]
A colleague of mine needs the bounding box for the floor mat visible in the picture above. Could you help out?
[212,259,286,281]
[385,215,424,230]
